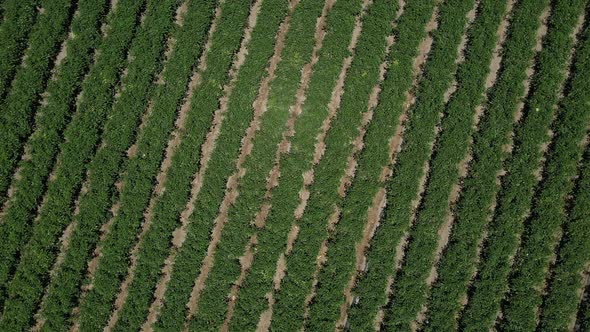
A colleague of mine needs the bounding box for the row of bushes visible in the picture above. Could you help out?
[268,0,403,329]
[70,0,214,330]
[383,0,508,330]
[422,0,549,329]
[34,0,197,331]
[305,0,436,328]
[112,1,253,331]
[229,0,364,330]
[500,11,590,330]
[537,28,590,330]
[188,0,327,330]
[0,0,74,203]
[342,0,465,329]
[0,0,142,320]
[0,0,163,330]
[153,1,290,330]
[459,0,587,330]
[0,0,38,103]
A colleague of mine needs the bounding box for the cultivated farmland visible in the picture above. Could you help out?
[0,0,589,331]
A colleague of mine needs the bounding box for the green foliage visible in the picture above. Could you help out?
[153,1,289,330]
[382,0,507,330]
[500,17,590,330]
[112,1,252,331]
[0,0,38,103]
[34,1,211,331]
[229,0,363,330]
[0,0,74,203]
[188,0,325,330]
[269,0,413,330]
[72,0,216,330]
[460,0,588,330]
[0,0,143,319]
[423,0,549,329]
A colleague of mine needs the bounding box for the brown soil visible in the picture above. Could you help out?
[175,2,188,26]
[184,1,296,321]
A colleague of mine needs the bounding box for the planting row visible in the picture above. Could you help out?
[0,0,38,102]
[70,0,217,330]
[422,0,550,329]
[188,0,327,330]
[537,28,590,328]
[109,1,255,331]
[229,0,365,330]
[0,0,177,330]
[34,0,207,331]
[459,0,588,330]
[152,1,290,330]
[499,13,590,330]
[343,0,471,329]
[305,0,439,328]
[267,0,404,329]
[0,0,74,203]
[0,0,144,314]
[384,0,508,329]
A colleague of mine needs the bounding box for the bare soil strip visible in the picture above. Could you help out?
[140,1,262,329]
[222,1,333,328]
[183,1,298,322]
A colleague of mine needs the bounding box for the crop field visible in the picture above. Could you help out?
[0,0,589,331]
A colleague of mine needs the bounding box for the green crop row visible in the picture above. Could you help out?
[111,1,252,331]
[268,0,404,330]
[499,14,590,330]
[340,2,437,330]
[305,0,443,329]
[0,0,110,308]
[383,0,507,330]
[229,0,363,330]
[372,1,476,330]
[459,0,588,330]
[153,1,290,330]
[0,0,144,314]
[152,2,290,331]
[0,0,38,102]
[580,287,590,327]
[0,0,74,204]
[422,0,549,329]
[0,0,171,330]
[188,0,325,330]
[34,1,202,331]
[342,0,469,330]
[71,0,216,330]
[538,67,590,330]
